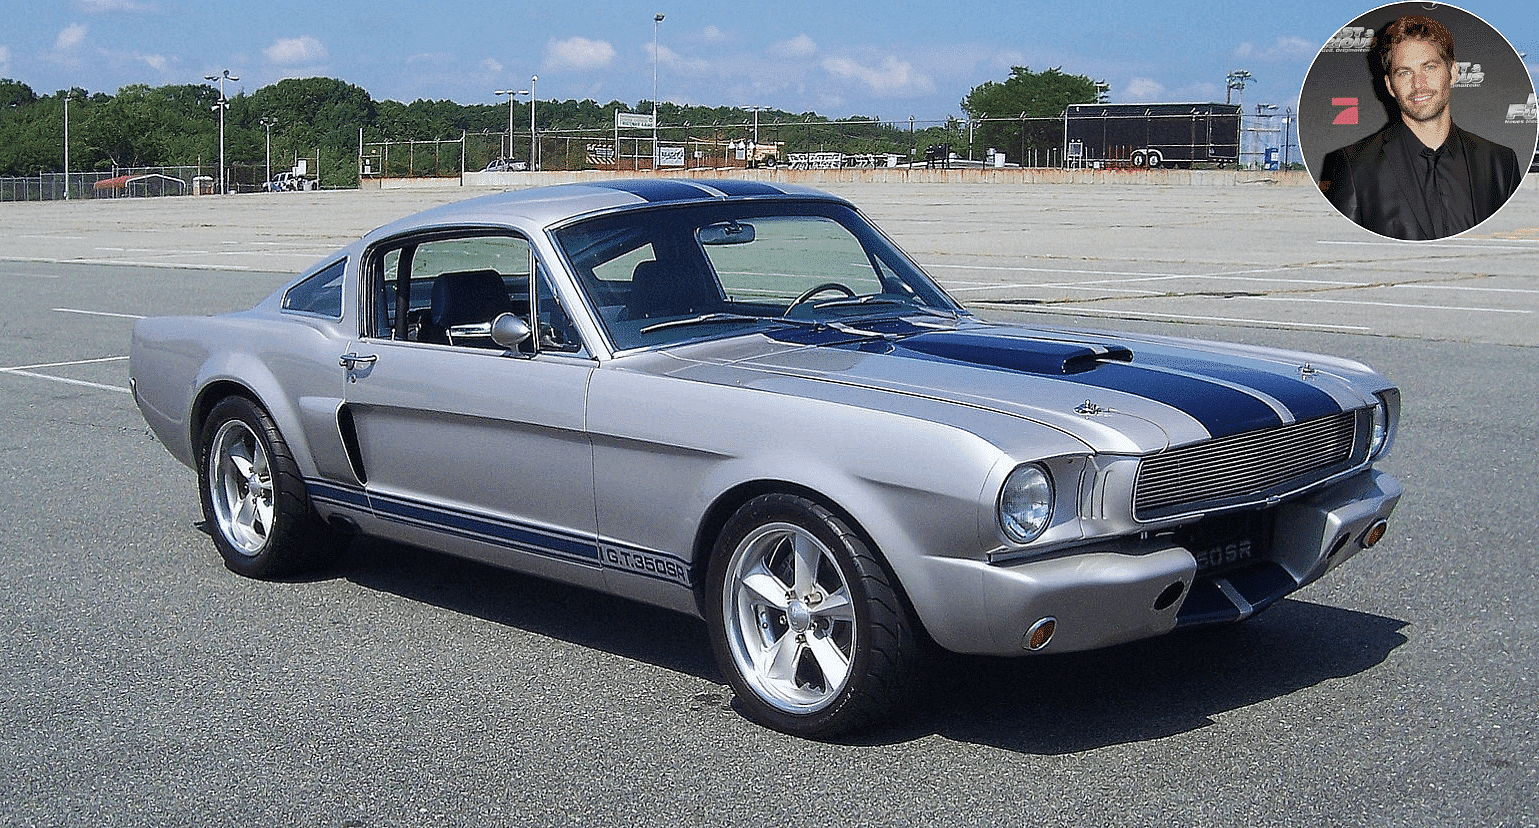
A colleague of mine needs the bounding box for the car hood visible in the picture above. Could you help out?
[649,320,1384,455]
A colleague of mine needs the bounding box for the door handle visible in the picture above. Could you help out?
[339,352,378,370]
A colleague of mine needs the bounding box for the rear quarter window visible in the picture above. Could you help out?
[281,258,346,318]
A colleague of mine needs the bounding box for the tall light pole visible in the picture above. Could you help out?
[530,75,538,172]
[653,13,664,169]
[746,105,766,148]
[62,92,77,200]
[1225,70,1252,166]
[493,88,529,162]
[260,117,276,189]
[205,69,238,194]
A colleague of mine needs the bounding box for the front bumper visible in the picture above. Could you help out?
[918,469,1402,656]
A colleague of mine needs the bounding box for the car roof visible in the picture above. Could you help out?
[366,179,851,240]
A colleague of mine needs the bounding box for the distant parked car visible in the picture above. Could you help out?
[130,180,1402,737]
[264,171,315,192]
[482,158,528,172]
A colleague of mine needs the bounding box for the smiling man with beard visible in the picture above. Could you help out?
[1320,14,1521,240]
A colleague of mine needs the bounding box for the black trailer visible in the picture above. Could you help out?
[1065,103,1241,168]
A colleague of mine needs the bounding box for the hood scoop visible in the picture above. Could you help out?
[894,332,1134,375]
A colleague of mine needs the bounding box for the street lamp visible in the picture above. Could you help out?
[530,75,538,172]
[1283,106,1294,169]
[493,88,529,162]
[1225,69,1252,107]
[260,117,276,190]
[653,13,664,168]
[62,91,79,200]
[205,69,238,194]
[745,105,769,166]
[1225,70,1252,167]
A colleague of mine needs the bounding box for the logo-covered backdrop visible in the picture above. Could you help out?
[1300,2,1536,183]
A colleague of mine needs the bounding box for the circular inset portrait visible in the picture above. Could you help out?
[1300,2,1537,240]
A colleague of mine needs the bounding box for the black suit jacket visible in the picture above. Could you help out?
[1322,121,1521,240]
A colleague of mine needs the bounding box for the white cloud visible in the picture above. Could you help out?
[821,55,932,97]
[139,53,169,73]
[480,58,503,75]
[1234,35,1316,61]
[265,35,327,66]
[1124,77,1166,101]
[773,34,817,58]
[0,45,10,74]
[701,25,728,42]
[654,44,709,76]
[76,0,159,11]
[56,23,89,50]
[545,36,616,71]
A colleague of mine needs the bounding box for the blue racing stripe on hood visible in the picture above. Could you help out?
[873,330,1339,438]
[1150,353,1344,423]
[1065,361,1284,436]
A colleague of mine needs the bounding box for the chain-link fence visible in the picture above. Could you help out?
[0,166,207,202]
[361,118,1085,179]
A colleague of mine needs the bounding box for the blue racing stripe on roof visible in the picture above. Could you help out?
[707,180,786,196]
[596,180,715,202]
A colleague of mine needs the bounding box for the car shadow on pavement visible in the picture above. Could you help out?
[334,535,721,680]
[328,535,1407,752]
[886,600,1409,753]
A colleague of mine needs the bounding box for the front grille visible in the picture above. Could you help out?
[1134,410,1359,519]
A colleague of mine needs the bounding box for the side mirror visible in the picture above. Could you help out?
[490,312,533,349]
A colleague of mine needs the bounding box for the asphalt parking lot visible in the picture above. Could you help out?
[1,177,1535,827]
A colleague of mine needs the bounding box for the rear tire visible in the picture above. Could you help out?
[705,493,918,737]
[197,396,337,579]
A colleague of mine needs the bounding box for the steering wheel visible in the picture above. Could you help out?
[787,282,856,311]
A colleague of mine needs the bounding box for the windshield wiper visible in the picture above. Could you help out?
[639,313,835,335]
[638,312,768,334]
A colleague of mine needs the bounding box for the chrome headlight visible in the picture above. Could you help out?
[999,463,1054,544]
[1368,397,1389,458]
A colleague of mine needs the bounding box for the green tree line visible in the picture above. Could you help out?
[1,68,1101,186]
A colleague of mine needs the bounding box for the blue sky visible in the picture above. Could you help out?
[3,0,1534,122]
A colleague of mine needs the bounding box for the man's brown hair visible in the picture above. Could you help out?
[1375,15,1456,75]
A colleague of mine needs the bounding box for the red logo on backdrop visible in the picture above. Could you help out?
[1332,98,1359,125]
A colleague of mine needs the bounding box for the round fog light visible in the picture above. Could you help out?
[1361,519,1389,549]
[1024,617,1056,651]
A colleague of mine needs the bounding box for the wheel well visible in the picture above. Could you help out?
[191,381,262,449]
[689,481,929,644]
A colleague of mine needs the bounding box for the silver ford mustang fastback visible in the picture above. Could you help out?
[130,180,1402,736]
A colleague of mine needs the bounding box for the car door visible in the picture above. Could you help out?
[340,231,603,589]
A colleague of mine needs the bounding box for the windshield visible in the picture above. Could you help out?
[552,200,963,350]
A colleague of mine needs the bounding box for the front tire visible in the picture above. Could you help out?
[197,396,336,579]
[705,493,918,737]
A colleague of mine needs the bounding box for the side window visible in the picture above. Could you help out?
[281,258,346,317]
[367,233,584,356]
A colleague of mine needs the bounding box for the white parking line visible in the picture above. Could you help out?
[4,355,128,371]
[54,308,147,319]
[0,365,130,395]
[0,355,130,394]
[974,303,1374,332]
[1319,239,1539,252]
[1253,296,1531,314]
[946,282,1164,295]
[1395,284,1539,295]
